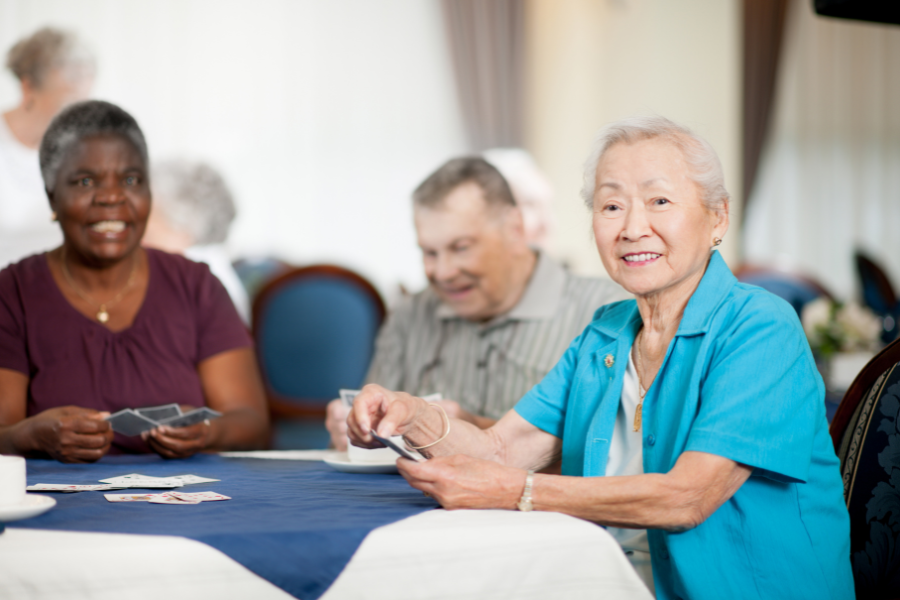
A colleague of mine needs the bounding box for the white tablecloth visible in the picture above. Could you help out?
[0,451,652,600]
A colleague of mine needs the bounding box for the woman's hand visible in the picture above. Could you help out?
[325,399,349,451]
[346,384,431,448]
[397,454,526,510]
[22,406,114,463]
[144,414,212,459]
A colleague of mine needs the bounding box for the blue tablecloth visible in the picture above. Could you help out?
[16,454,437,599]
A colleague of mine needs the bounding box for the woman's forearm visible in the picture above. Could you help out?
[204,407,269,451]
[532,451,752,531]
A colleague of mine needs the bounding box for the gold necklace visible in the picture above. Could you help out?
[60,248,138,324]
[632,328,648,432]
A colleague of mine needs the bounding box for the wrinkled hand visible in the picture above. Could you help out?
[397,454,526,510]
[326,399,349,451]
[346,384,430,449]
[144,405,212,459]
[25,406,113,463]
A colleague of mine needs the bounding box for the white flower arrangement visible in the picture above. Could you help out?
[801,298,882,359]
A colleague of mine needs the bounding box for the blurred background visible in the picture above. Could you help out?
[0,0,897,303]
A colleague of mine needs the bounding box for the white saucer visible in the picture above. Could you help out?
[323,453,399,474]
[0,494,56,522]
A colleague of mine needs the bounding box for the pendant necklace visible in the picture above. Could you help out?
[632,328,648,432]
[60,248,138,324]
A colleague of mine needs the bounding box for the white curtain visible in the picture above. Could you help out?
[0,0,468,294]
[743,0,900,299]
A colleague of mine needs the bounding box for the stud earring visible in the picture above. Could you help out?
[713,237,722,246]
[50,211,57,222]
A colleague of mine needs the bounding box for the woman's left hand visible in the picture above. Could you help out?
[144,407,211,459]
[397,454,527,510]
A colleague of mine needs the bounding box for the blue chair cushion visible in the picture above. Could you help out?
[256,275,382,402]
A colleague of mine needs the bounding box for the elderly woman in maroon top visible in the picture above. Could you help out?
[0,100,269,462]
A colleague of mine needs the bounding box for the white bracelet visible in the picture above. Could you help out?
[405,403,450,450]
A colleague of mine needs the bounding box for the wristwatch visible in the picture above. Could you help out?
[517,470,535,512]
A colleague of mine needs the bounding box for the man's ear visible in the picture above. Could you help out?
[501,205,526,240]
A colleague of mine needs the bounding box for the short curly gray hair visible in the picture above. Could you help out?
[581,115,729,213]
[151,160,237,245]
[39,100,148,193]
[6,27,95,88]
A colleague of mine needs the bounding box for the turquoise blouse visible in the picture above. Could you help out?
[515,252,853,600]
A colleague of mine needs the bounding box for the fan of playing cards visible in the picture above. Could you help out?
[105,403,222,436]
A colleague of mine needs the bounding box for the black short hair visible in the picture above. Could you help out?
[39,100,148,193]
[413,157,516,210]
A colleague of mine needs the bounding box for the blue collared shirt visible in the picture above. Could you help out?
[515,252,853,600]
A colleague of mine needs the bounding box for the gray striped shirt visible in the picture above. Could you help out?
[365,253,630,419]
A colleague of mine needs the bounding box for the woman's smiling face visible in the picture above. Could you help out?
[50,133,150,265]
[591,137,728,300]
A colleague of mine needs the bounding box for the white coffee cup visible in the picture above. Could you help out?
[0,455,26,507]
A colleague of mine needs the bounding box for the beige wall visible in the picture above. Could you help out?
[525,0,741,277]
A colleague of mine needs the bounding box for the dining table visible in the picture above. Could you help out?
[0,450,652,600]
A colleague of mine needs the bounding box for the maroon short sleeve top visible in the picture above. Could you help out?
[0,249,252,452]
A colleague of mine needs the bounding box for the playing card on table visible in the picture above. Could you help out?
[147,493,201,505]
[104,493,158,502]
[135,403,182,422]
[156,407,221,429]
[97,474,184,488]
[168,474,220,485]
[27,484,124,493]
[166,491,231,502]
[104,409,159,436]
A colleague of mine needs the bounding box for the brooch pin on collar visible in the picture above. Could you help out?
[604,354,614,368]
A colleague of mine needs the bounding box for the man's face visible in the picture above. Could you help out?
[415,182,524,322]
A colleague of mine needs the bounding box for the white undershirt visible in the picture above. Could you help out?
[605,347,654,594]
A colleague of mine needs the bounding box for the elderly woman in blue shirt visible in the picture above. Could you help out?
[348,116,853,600]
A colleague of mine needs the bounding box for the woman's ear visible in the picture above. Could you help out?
[713,200,730,239]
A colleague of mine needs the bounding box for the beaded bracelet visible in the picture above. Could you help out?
[405,403,450,450]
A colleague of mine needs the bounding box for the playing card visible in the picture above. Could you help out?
[135,403,182,421]
[369,430,424,462]
[147,493,201,505]
[421,393,443,402]
[156,407,222,429]
[339,389,360,407]
[104,493,158,502]
[169,474,221,485]
[27,484,124,492]
[98,474,184,488]
[166,491,231,502]
[105,409,159,436]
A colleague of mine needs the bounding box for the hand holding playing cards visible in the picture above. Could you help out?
[21,406,114,463]
[347,384,432,448]
[397,454,525,510]
[326,399,349,451]
[144,405,212,459]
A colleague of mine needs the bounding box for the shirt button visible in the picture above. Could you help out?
[646,434,656,446]
[660,547,669,560]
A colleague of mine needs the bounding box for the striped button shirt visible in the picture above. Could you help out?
[365,252,630,419]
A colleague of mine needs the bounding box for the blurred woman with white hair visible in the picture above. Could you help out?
[0,27,95,267]
[142,160,251,324]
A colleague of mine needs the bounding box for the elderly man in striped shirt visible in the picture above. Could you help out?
[326,157,628,450]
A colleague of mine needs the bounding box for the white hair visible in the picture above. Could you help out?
[581,115,729,213]
[150,160,237,245]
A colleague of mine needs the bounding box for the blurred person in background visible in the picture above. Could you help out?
[325,157,629,450]
[0,27,95,268]
[483,148,555,251]
[142,160,251,324]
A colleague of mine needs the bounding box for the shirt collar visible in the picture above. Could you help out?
[588,250,735,340]
[435,251,565,322]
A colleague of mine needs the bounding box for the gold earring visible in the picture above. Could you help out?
[713,237,722,246]
[50,211,58,222]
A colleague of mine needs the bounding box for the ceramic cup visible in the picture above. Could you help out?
[0,455,26,507]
